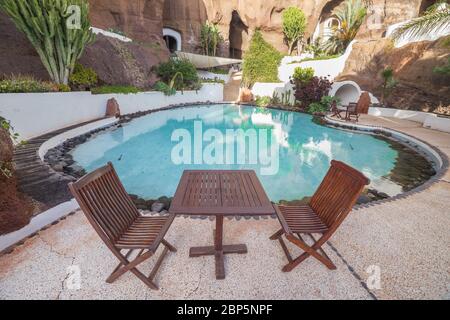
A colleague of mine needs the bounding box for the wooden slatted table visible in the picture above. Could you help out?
[169,170,275,280]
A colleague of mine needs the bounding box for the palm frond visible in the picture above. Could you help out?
[391,9,450,40]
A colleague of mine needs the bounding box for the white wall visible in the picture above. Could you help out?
[369,106,450,133]
[278,41,356,82]
[91,27,132,42]
[0,83,223,140]
[252,83,286,98]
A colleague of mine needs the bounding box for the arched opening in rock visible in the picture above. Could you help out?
[164,35,178,53]
[229,10,248,59]
[312,0,345,44]
[163,27,182,52]
[419,0,438,15]
[333,83,361,105]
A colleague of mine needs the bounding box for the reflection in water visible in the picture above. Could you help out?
[71,104,401,202]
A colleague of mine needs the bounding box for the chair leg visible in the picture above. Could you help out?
[284,234,337,271]
[106,244,175,290]
[162,239,177,252]
[270,229,284,240]
[106,250,153,284]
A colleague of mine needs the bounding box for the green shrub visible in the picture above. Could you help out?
[57,84,71,92]
[307,96,340,114]
[434,57,450,76]
[242,30,283,87]
[307,102,328,114]
[91,85,140,95]
[292,67,315,84]
[156,58,201,90]
[69,63,98,90]
[255,96,271,108]
[0,75,58,93]
[153,81,176,96]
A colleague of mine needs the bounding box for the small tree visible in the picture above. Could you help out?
[282,7,307,55]
[242,30,283,87]
[380,67,398,105]
[0,0,95,85]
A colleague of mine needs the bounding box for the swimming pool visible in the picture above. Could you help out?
[71,104,405,202]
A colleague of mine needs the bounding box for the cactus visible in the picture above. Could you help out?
[0,0,95,85]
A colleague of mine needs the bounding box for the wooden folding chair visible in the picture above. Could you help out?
[330,101,344,119]
[344,92,371,122]
[69,162,177,290]
[270,160,369,272]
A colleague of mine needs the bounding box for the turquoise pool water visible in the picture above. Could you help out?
[71,104,402,202]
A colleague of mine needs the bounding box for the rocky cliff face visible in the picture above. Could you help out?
[160,0,426,55]
[0,128,33,235]
[336,37,450,114]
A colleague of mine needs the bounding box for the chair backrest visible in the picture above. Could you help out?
[356,92,371,114]
[309,160,369,229]
[69,162,139,244]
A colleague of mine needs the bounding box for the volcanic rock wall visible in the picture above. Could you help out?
[336,37,450,114]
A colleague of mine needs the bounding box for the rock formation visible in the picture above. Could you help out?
[0,128,33,235]
[336,37,450,114]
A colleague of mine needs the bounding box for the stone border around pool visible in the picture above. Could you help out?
[2,103,448,255]
[323,116,449,211]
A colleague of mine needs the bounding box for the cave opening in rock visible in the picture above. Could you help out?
[229,10,248,59]
[419,0,438,14]
[162,27,182,52]
[163,35,178,53]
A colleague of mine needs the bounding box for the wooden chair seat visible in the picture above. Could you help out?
[278,205,329,234]
[115,216,175,250]
[271,160,370,272]
[69,162,177,290]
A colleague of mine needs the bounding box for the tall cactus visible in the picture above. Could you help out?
[0,0,95,84]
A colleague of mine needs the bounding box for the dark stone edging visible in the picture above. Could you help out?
[322,116,449,211]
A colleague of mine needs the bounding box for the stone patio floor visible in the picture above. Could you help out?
[0,115,449,300]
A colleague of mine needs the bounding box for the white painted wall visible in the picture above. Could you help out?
[278,40,356,82]
[91,27,132,42]
[0,83,223,140]
[369,107,450,133]
[252,83,286,98]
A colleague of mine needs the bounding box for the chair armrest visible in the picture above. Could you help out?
[273,204,293,235]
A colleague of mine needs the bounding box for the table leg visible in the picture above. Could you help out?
[189,215,248,280]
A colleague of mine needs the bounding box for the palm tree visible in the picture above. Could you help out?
[391,1,450,40]
[322,0,368,54]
